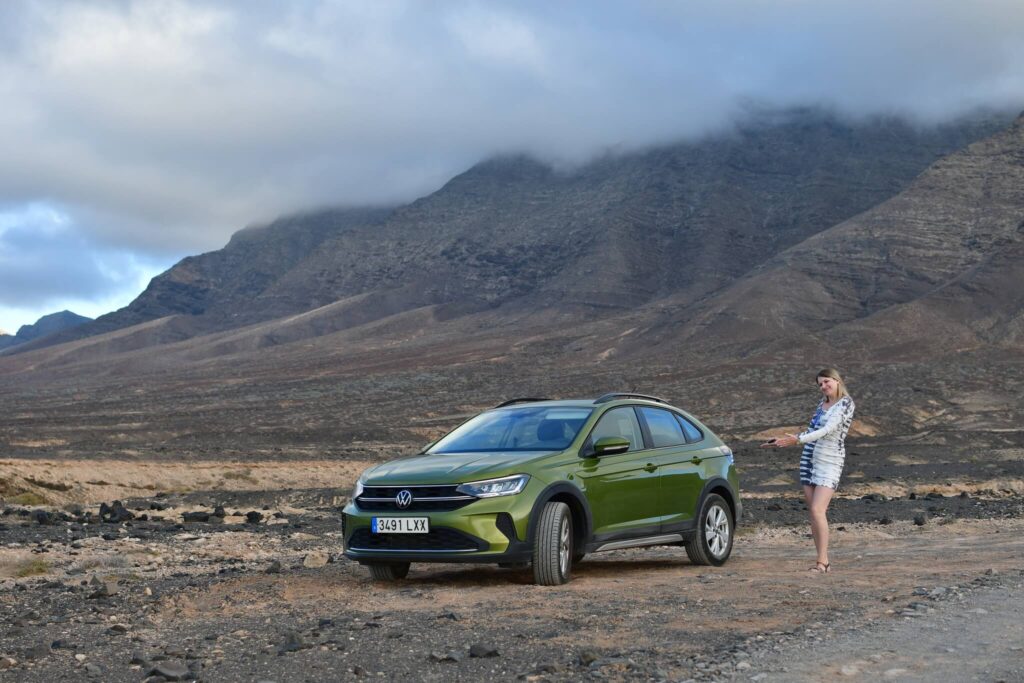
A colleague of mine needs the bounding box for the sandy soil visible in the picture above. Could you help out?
[0,459,372,507]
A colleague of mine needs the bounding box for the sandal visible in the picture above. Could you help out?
[809,561,831,573]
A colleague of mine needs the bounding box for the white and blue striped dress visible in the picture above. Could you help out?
[798,396,856,489]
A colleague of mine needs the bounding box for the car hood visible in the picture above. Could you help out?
[362,450,554,485]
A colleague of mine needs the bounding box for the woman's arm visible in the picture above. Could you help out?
[798,399,855,444]
[760,433,800,448]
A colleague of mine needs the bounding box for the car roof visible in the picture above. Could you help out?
[493,395,675,411]
[493,399,595,410]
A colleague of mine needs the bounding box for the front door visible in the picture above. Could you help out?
[576,407,661,540]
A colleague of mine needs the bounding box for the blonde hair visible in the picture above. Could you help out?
[816,367,850,401]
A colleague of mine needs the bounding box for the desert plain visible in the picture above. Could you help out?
[1,364,1022,683]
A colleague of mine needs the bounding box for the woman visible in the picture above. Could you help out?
[761,368,855,573]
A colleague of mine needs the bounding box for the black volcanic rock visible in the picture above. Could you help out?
[99,501,134,524]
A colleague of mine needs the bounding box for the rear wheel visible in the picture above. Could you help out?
[685,493,733,566]
[532,502,572,585]
[367,562,410,581]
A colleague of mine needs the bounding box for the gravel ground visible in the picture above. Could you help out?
[746,579,1024,682]
[1,485,1022,682]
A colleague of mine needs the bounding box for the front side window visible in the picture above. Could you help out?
[588,407,644,451]
[639,407,686,448]
[429,407,592,453]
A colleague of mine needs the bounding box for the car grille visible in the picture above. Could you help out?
[347,527,487,552]
[356,485,476,512]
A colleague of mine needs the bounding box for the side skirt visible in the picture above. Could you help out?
[591,533,685,553]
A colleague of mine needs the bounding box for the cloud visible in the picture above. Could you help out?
[444,6,549,74]
[0,0,1021,330]
[0,203,176,331]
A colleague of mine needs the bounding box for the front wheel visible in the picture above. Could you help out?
[685,493,734,566]
[367,562,410,581]
[532,502,572,585]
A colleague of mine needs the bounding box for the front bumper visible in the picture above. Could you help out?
[341,482,539,564]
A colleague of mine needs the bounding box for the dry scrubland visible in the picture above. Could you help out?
[1,434,1023,682]
[1,357,1023,682]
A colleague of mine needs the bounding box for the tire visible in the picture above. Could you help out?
[532,502,572,585]
[367,562,410,581]
[685,493,734,566]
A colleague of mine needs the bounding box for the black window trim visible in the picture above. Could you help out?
[634,405,653,450]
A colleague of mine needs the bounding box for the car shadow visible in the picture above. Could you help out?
[396,557,701,587]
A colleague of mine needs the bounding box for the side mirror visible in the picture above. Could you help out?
[593,436,630,456]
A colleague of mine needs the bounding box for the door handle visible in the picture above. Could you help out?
[690,456,703,465]
[643,463,658,473]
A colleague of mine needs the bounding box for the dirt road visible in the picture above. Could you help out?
[752,582,1024,682]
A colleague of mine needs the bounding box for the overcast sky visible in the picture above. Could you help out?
[1,0,1023,334]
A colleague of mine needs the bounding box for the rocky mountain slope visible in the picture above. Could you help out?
[634,111,1024,361]
[12,208,392,353]
[9,108,1010,357]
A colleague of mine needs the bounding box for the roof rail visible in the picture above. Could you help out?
[593,392,668,405]
[494,397,552,408]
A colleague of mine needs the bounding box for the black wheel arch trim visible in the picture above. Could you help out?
[694,477,742,529]
[524,482,593,549]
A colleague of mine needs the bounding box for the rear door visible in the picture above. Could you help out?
[575,406,661,540]
[636,407,706,531]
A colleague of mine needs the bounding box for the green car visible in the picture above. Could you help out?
[342,393,741,585]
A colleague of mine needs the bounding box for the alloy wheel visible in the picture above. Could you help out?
[705,504,730,558]
[558,516,571,576]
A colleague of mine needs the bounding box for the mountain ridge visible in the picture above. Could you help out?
[0,310,92,352]
[653,110,1024,358]
[9,108,1013,358]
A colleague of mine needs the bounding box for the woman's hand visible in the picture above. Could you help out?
[760,433,800,448]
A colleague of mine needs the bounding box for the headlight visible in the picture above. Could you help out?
[352,477,365,500]
[456,474,530,498]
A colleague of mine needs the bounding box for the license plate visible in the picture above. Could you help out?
[372,517,429,534]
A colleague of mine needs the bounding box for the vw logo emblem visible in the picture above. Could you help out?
[395,490,413,509]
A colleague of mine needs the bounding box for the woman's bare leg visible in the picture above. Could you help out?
[808,485,836,567]
[802,484,814,507]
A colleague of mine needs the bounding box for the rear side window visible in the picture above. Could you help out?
[588,407,644,451]
[638,407,686,448]
[675,414,704,443]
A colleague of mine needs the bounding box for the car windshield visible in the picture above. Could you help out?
[428,407,593,453]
